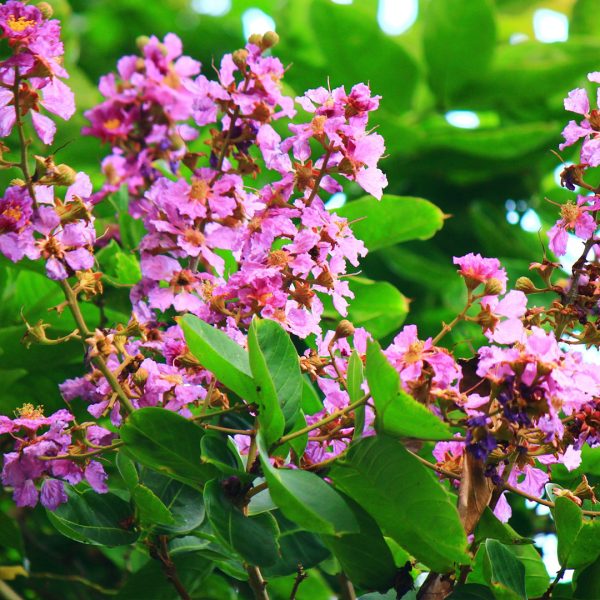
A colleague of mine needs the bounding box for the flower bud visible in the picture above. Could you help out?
[261,31,279,49]
[36,2,53,18]
[132,368,149,386]
[515,276,538,294]
[136,35,151,51]
[248,33,262,46]
[483,277,503,296]
[53,164,78,186]
[232,49,249,68]
[334,319,355,340]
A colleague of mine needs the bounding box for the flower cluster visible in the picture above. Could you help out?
[1,404,112,509]
[0,1,74,144]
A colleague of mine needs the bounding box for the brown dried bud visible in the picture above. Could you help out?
[232,49,249,69]
[334,319,355,340]
[574,475,598,504]
[483,277,504,296]
[515,276,538,294]
[36,2,53,18]
[75,270,103,298]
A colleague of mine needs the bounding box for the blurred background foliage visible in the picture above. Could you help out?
[1,0,599,597]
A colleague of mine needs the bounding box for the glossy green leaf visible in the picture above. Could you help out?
[367,340,452,440]
[132,484,174,526]
[423,0,496,102]
[204,479,280,567]
[179,313,257,402]
[258,437,359,536]
[48,489,138,547]
[263,511,330,577]
[200,433,245,476]
[336,195,445,251]
[248,318,301,446]
[323,495,397,592]
[448,584,495,600]
[555,497,600,570]
[330,435,468,572]
[348,350,365,441]
[484,539,527,599]
[141,471,206,535]
[574,555,600,599]
[116,451,139,490]
[120,407,216,487]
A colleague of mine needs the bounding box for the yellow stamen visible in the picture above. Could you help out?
[7,15,35,32]
[103,118,121,131]
[16,403,45,419]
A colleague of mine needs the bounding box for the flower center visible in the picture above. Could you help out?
[560,202,580,225]
[405,340,425,364]
[103,118,121,131]
[7,15,35,32]
[190,178,210,202]
[16,403,44,419]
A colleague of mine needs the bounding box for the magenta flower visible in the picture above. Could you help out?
[453,252,507,293]
[547,195,596,256]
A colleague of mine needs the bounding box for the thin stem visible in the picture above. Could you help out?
[305,145,334,207]
[29,572,117,596]
[13,69,37,207]
[246,481,268,500]
[246,564,270,600]
[431,291,473,345]
[289,564,307,600]
[0,581,24,600]
[200,424,255,435]
[155,536,191,600]
[38,441,123,461]
[337,573,356,600]
[542,565,567,599]
[58,280,135,413]
[276,395,369,447]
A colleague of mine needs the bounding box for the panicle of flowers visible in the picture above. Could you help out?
[0,403,114,509]
[0,1,74,144]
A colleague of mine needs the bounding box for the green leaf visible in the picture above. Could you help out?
[448,584,495,599]
[95,240,141,285]
[423,0,496,102]
[132,484,175,526]
[336,195,445,251]
[120,407,216,487]
[348,350,365,441]
[574,554,600,599]
[204,479,280,567]
[179,314,257,402]
[323,495,397,592]
[301,376,323,415]
[248,318,301,446]
[330,435,468,572]
[484,539,527,599]
[200,433,245,476]
[47,489,138,547]
[367,341,452,440]
[116,451,139,490]
[555,497,600,570]
[263,511,330,577]
[258,437,359,536]
[141,471,206,535]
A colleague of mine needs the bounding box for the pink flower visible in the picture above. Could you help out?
[453,253,507,292]
[548,195,596,256]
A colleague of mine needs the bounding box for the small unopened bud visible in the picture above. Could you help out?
[483,277,504,296]
[55,197,91,225]
[334,319,355,340]
[21,319,50,348]
[136,35,150,51]
[261,31,279,49]
[232,49,249,68]
[248,33,262,46]
[132,368,149,386]
[53,164,78,186]
[36,2,53,18]
[169,132,185,151]
[515,276,538,294]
